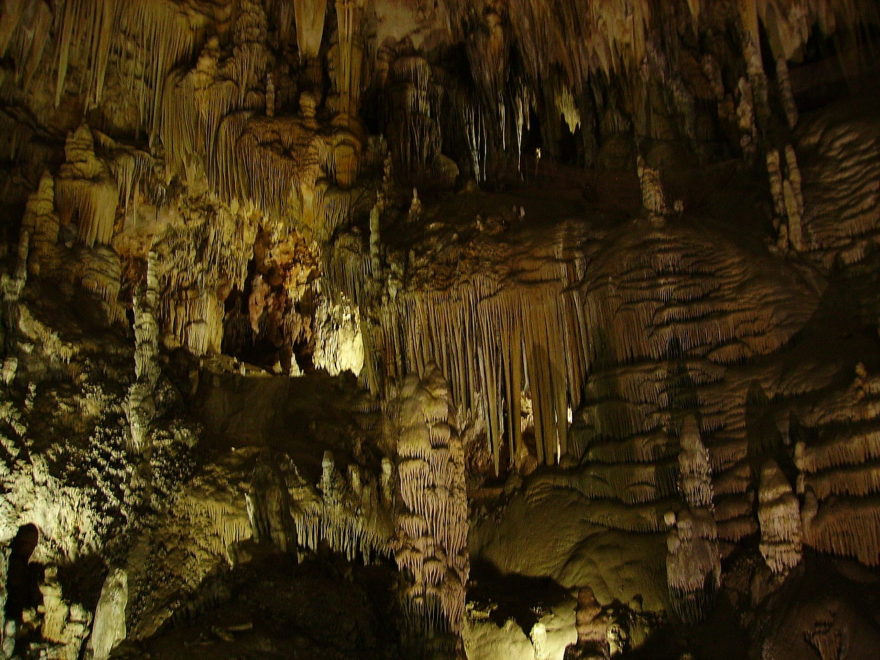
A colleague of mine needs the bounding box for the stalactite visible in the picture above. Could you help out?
[151,197,256,356]
[343,234,594,471]
[242,446,393,566]
[55,126,118,248]
[440,0,874,104]
[179,489,254,561]
[122,3,205,139]
[294,0,327,60]
[461,4,510,168]
[47,0,203,135]
[797,430,880,474]
[331,0,364,120]
[802,493,880,566]
[513,79,534,174]
[185,88,362,239]
[0,0,52,91]
[465,101,486,183]
[79,246,123,321]
[231,0,269,108]
[387,54,442,177]
[107,148,151,227]
[54,0,119,109]
[0,0,27,56]
[0,5,878,657]
[161,36,240,179]
[167,289,225,356]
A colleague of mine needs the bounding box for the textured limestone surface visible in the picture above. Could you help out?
[0,1,879,658]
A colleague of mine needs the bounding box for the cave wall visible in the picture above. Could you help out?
[0,1,878,658]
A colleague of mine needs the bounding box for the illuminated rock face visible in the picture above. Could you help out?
[0,1,879,658]
[86,567,127,660]
[386,365,468,633]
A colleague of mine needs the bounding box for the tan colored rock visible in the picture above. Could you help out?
[21,172,61,278]
[665,508,721,623]
[55,126,118,247]
[39,566,92,660]
[86,568,127,660]
[758,459,803,575]
[678,415,713,509]
[388,365,469,632]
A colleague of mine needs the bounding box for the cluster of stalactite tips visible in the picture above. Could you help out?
[0,0,878,658]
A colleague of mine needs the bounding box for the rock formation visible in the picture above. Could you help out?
[0,1,878,658]
[386,365,469,635]
[85,568,127,660]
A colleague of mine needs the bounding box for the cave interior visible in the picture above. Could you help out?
[0,1,879,658]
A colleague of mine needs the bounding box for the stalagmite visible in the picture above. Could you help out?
[265,73,275,117]
[86,568,128,660]
[370,185,385,281]
[767,144,807,251]
[783,145,806,250]
[665,507,721,624]
[767,149,787,221]
[678,415,713,509]
[758,459,803,576]
[20,172,61,278]
[0,544,7,648]
[564,586,610,659]
[531,621,550,660]
[735,77,757,160]
[4,226,30,304]
[636,155,670,223]
[126,250,160,451]
[407,189,422,225]
[776,56,798,129]
[134,250,160,383]
[387,365,468,632]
